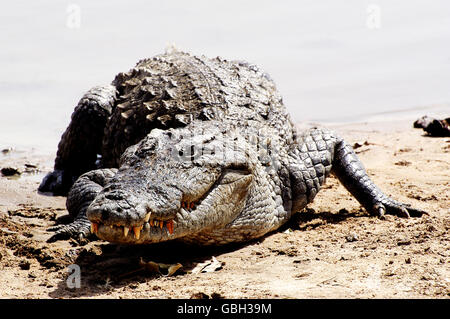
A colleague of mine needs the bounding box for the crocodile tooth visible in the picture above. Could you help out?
[144,212,151,223]
[154,220,159,228]
[133,226,142,239]
[123,227,129,237]
[150,219,154,227]
[159,220,164,229]
[91,222,99,234]
[166,220,174,234]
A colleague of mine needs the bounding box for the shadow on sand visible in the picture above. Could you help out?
[48,238,253,298]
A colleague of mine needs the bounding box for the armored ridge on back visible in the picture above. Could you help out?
[39,50,426,245]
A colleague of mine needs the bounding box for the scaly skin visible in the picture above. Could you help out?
[39,50,426,244]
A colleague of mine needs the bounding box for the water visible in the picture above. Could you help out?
[1,0,449,152]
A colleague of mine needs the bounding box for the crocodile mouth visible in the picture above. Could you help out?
[90,212,175,241]
[90,206,199,243]
[88,169,253,244]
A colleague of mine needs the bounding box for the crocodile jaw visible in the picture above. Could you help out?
[87,170,252,244]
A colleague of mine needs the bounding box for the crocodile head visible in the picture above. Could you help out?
[86,124,262,244]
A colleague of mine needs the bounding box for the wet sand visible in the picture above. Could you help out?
[0,119,449,298]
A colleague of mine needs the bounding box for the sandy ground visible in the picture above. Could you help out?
[0,120,448,299]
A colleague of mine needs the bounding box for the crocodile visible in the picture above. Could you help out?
[39,50,426,245]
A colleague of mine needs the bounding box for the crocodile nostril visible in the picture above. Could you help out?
[101,209,109,221]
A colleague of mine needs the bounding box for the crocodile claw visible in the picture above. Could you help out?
[46,219,93,243]
[372,201,428,219]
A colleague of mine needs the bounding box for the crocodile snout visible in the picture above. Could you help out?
[86,190,147,224]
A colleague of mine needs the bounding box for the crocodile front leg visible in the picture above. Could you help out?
[47,168,117,242]
[39,85,117,195]
[287,128,427,218]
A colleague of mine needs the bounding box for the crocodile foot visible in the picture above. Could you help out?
[47,218,93,243]
[371,200,428,219]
